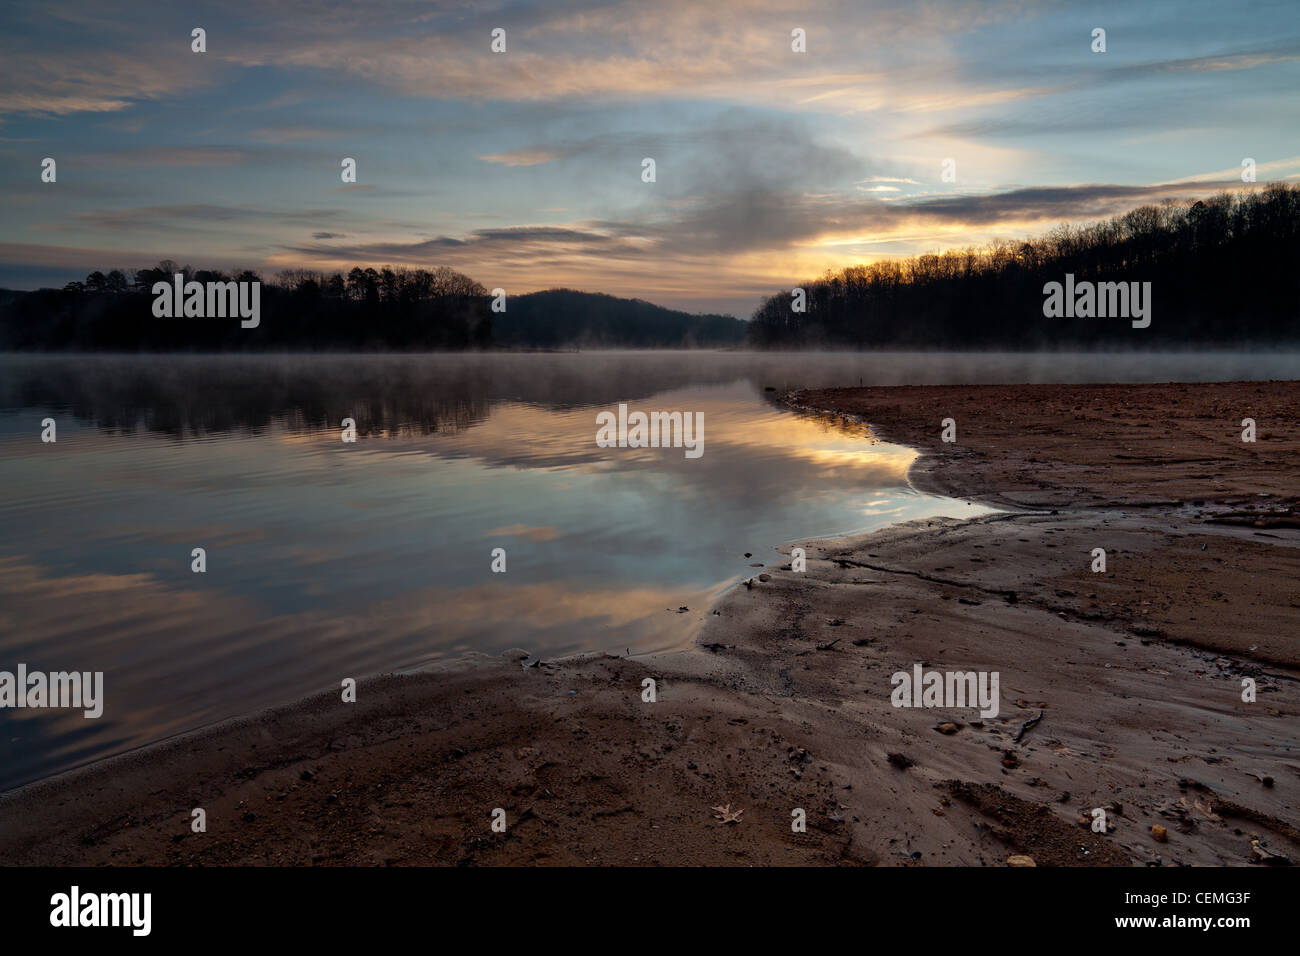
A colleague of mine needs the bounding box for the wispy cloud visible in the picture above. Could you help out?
[477,149,566,166]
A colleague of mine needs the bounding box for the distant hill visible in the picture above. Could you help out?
[493,289,745,348]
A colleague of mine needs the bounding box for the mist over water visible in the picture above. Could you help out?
[0,350,1294,791]
[3,351,1295,435]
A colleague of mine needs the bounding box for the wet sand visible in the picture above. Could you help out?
[1,380,1297,866]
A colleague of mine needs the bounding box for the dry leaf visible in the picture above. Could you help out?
[711,804,744,824]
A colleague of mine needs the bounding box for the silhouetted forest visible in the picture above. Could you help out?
[0,265,745,351]
[6,186,1297,352]
[748,184,1300,348]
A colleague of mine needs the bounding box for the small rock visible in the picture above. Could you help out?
[1006,855,1036,867]
[1151,824,1169,843]
[1250,837,1291,865]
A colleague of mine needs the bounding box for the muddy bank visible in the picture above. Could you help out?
[1,380,1296,866]
[791,380,1300,512]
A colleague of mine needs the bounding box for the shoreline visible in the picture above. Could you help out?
[1,380,1297,866]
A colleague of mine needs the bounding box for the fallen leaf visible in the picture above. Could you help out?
[711,804,744,824]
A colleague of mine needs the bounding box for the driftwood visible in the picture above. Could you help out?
[1014,709,1044,743]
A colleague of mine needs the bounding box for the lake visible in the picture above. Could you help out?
[0,350,1295,791]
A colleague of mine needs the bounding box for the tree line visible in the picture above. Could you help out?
[747,183,1300,349]
[0,263,747,351]
[2,263,492,350]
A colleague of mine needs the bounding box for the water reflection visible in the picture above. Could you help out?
[1,350,1292,790]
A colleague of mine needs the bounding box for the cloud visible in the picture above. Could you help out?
[215,0,1035,112]
[0,42,220,118]
[1103,45,1300,82]
[248,125,336,141]
[1157,156,1300,185]
[477,149,566,167]
[484,524,560,542]
[0,93,135,115]
[279,224,625,265]
[70,204,343,232]
[79,147,256,168]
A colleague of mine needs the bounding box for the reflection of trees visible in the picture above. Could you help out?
[0,357,495,438]
[0,352,876,439]
[749,184,1300,348]
[2,346,1292,441]
[0,354,766,438]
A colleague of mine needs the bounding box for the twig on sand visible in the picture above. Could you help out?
[1014,709,1044,743]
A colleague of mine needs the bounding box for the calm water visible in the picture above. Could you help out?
[0,350,1295,791]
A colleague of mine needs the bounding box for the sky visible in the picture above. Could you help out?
[1,0,1298,316]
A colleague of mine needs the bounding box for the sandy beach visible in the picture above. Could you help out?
[1,380,1297,867]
